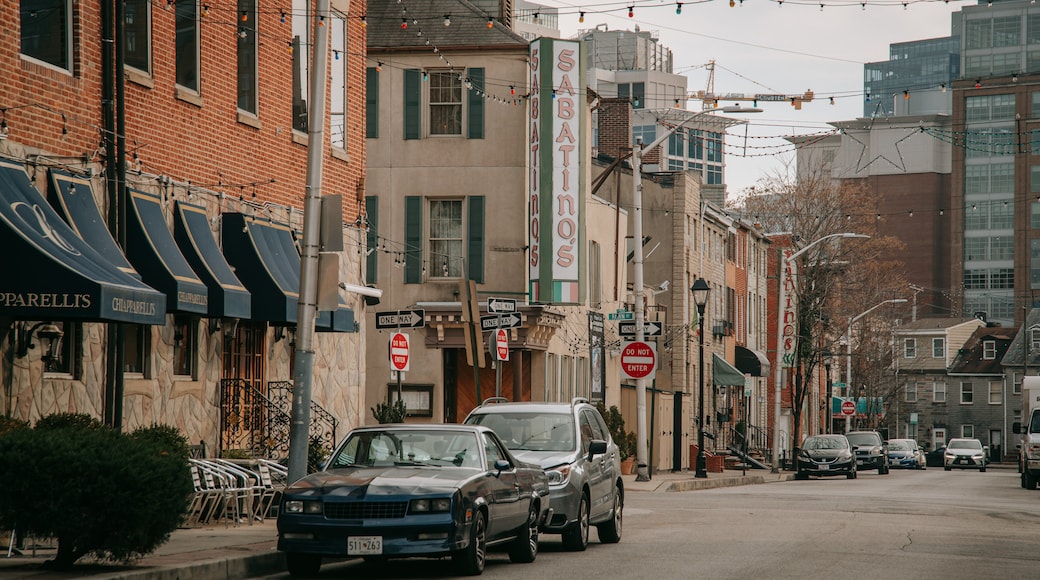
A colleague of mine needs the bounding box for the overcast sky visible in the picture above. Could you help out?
[540,0,966,199]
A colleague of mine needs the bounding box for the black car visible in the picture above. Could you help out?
[795,434,857,479]
[845,430,890,475]
[277,424,552,577]
[925,445,947,467]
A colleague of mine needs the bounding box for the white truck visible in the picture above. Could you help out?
[1016,377,1040,489]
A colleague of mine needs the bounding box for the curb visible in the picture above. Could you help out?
[95,552,286,580]
[663,473,795,492]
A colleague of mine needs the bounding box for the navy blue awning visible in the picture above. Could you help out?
[47,169,138,278]
[0,159,165,323]
[125,189,208,314]
[173,201,251,319]
[221,213,299,323]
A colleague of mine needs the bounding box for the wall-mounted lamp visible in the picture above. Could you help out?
[208,318,240,338]
[16,322,64,363]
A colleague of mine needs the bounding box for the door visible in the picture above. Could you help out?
[220,321,268,454]
[481,432,524,538]
[989,429,1002,463]
[932,428,946,452]
[580,410,611,520]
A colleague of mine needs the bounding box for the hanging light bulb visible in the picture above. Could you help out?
[579,11,585,23]
[444,14,451,26]
[376,61,383,72]
[487,17,494,28]
[975,79,981,88]
[401,18,407,30]
[628,5,634,17]
[280,10,286,23]
[360,15,366,27]
[940,83,947,93]
[904,90,910,100]
[676,2,683,13]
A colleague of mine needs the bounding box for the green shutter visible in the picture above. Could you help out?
[365,196,378,283]
[467,196,485,283]
[467,68,485,140]
[404,196,422,283]
[366,67,379,138]
[404,69,421,140]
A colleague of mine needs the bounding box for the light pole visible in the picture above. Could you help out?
[844,298,907,433]
[691,278,710,478]
[631,105,758,481]
[771,232,869,473]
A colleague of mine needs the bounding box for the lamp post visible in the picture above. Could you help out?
[844,298,907,433]
[630,105,758,481]
[771,232,869,473]
[691,278,710,478]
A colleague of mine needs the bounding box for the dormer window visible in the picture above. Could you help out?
[982,340,996,360]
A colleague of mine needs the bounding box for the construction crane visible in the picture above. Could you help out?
[688,60,815,110]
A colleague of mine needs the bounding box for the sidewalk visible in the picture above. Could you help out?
[0,468,787,580]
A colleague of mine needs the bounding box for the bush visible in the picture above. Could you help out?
[596,403,637,460]
[371,399,407,424]
[0,413,193,570]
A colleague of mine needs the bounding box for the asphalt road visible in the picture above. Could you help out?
[264,467,1040,580]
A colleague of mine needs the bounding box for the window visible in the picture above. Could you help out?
[932,338,945,358]
[429,199,463,278]
[47,321,81,377]
[545,353,557,401]
[329,8,348,149]
[1032,327,1040,352]
[176,0,199,91]
[1014,372,1022,395]
[124,324,149,375]
[21,0,71,71]
[618,82,645,108]
[983,340,997,360]
[483,432,506,470]
[237,0,258,114]
[589,241,601,306]
[903,338,917,358]
[906,383,918,402]
[429,71,463,135]
[404,196,483,284]
[961,425,975,438]
[292,0,309,132]
[934,382,946,403]
[961,382,974,404]
[366,67,379,138]
[124,0,150,73]
[989,380,1002,405]
[172,316,196,377]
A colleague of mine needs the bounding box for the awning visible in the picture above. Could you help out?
[221,213,302,323]
[172,201,251,319]
[125,189,208,314]
[712,353,746,386]
[735,346,770,377]
[47,169,137,278]
[317,305,357,333]
[0,158,165,324]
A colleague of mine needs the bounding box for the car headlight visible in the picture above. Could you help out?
[944,451,955,459]
[546,464,572,486]
[409,497,452,514]
[283,499,323,514]
[972,453,984,459]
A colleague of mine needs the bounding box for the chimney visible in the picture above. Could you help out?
[597,98,632,160]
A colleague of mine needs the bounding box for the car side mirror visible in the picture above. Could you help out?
[493,459,511,476]
[851,445,859,451]
[1013,422,1022,435]
[589,439,607,460]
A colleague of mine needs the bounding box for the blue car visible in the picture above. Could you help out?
[886,439,925,470]
[277,424,551,577]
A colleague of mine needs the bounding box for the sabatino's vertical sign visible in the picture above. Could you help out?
[780,248,799,367]
[529,38,585,304]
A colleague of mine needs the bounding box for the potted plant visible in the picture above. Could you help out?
[597,403,637,474]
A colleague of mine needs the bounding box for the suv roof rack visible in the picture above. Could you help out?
[571,397,590,408]
[480,397,510,406]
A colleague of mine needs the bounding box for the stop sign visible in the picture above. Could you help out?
[494,329,509,361]
[841,399,856,416]
[389,332,410,372]
[620,341,656,380]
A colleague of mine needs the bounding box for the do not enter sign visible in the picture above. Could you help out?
[620,341,656,380]
[841,399,856,416]
[494,329,509,361]
[390,332,410,372]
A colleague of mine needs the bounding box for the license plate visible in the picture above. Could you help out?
[818,463,828,470]
[348,536,383,555]
[856,460,864,466]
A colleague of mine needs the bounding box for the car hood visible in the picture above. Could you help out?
[508,449,578,469]
[948,448,983,456]
[802,449,850,460]
[286,466,479,497]
[888,450,912,457]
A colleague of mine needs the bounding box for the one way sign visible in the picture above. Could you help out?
[618,321,662,337]
[480,313,522,331]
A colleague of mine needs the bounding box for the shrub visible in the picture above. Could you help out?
[0,414,193,570]
[596,403,637,460]
[371,399,407,424]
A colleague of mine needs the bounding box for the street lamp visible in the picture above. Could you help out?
[771,232,869,473]
[845,298,907,432]
[691,278,710,478]
[630,106,758,482]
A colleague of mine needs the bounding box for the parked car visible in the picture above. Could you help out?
[276,424,551,577]
[887,439,926,470]
[845,430,890,475]
[464,397,623,551]
[944,438,988,472]
[925,444,947,467]
[794,434,856,479]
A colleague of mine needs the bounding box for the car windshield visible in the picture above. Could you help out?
[845,433,881,446]
[328,429,482,468]
[466,411,575,452]
[803,437,847,450]
[887,441,910,451]
[948,439,982,450]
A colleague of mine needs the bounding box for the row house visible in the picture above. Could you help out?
[1,1,370,458]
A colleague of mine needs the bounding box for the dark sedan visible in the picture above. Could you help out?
[795,434,857,479]
[277,424,552,577]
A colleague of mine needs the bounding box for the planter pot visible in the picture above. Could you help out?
[621,457,636,474]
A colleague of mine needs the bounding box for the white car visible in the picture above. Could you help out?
[944,438,987,472]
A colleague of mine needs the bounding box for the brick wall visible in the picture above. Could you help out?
[597,97,631,160]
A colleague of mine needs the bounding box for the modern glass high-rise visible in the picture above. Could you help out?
[864,36,960,118]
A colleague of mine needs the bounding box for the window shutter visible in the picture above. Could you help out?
[467,68,485,140]
[404,196,422,283]
[366,67,379,138]
[365,196,378,283]
[404,69,421,140]
[467,196,485,283]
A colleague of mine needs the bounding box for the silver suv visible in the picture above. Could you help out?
[464,397,623,551]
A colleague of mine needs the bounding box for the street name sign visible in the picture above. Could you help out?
[620,341,656,380]
[608,310,634,321]
[480,313,522,331]
[618,321,663,336]
[375,309,425,329]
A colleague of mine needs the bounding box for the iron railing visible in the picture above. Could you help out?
[267,380,338,459]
